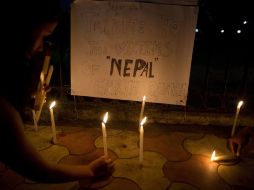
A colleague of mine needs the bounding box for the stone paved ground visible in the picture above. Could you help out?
[1,123,254,190]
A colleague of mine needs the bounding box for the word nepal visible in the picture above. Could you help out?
[108,56,156,78]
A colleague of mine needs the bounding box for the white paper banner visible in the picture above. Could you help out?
[71,0,198,105]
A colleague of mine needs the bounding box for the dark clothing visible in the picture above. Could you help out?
[1,54,43,111]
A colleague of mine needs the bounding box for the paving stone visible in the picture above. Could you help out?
[14,124,252,190]
[56,127,100,155]
[168,182,198,190]
[144,132,203,161]
[39,145,69,163]
[163,155,230,190]
[95,131,139,158]
[59,149,118,165]
[218,158,254,189]
[79,175,114,190]
[59,126,104,136]
[59,126,122,136]
[24,125,53,150]
[0,169,24,189]
[59,149,117,189]
[14,181,80,190]
[144,125,170,138]
[184,134,231,158]
[99,177,140,190]
[113,151,170,190]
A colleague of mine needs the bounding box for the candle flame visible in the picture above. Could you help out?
[143,96,146,101]
[49,101,56,109]
[237,100,243,109]
[140,116,147,126]
[211,150,216,161]
[103,112,108,124]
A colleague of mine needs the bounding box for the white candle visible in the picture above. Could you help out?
[102,112,108,157]
[32,109,38,131]
[139,96,146,123]
[49,101,57,144]
[139,116,147,164]
[231,100,243,137]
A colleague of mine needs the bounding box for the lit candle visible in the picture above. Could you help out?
[139,116,147,164]
[32,109,38,131]
[101,112,108,157]
[210,150,216,161]
[211,150,238,162]
[139,96,146,123]
[49,101,57,144]
[231,100,244,137]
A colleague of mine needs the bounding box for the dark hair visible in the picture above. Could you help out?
[5,0,69,56]
[18,0,64,29]
[1,0,70,110]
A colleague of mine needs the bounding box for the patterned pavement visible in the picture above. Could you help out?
[0,123,254,190]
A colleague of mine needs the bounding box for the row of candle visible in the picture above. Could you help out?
[32,96,147,163]
[212,100,243,162]
[101,98,244,164]
[101,96,147,164]
[33,97,244,164]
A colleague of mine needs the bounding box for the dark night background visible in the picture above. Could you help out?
[48,0,254,114]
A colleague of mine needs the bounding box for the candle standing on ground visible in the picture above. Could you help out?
[139,96,146,123]
[231,100,244,137]
[49,101,57,144]
[139,116,147,164]
[102,112,108,157]
[32,109,38,131]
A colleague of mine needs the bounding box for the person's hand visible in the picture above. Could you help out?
[88,156,114,179]
[229,136,245,157]
[228,127,252,156]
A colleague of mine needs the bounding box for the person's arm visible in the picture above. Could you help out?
[0,96,112,183]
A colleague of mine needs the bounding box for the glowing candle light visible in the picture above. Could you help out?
[210,150,216,161]
[139,96,146,123]
[231,100,244,137]
[139,116,147,164]
[101,112,108,157]
[49,101,57,144]
[211,150,238,162]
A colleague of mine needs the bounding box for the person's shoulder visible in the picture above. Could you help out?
[0,96,13,119]
[0,96,22,124]
[0,96,13,110]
